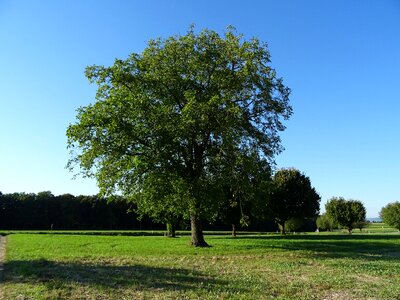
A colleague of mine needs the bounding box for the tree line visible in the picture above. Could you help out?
[0,191,153,230]
[3,188,397,234]
[5,170,393,235]
[0,168,319,233]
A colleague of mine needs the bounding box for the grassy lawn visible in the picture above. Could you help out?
[1,232,400,299]
[362,222,398,234]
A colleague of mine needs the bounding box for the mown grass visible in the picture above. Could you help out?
[2,231,400,299]
[362,222,399,234]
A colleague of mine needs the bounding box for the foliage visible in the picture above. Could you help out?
[0,191,290,232]
[284,217,304,232]
[380,201,400,230]
[218,154,272,236]
[316,213,337,231]
[66,26,292,246]
[0,192,148,230]
[266,168,320,234]
[0,190,285,233]
[325,197,366,233]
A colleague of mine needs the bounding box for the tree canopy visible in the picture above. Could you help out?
[66,27,292,246]
[266,168,320,234]
[380,201,400,230]
[325,197,366,234]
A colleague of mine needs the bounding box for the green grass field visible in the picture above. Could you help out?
[361,222,398,233]
[1,227,400,299]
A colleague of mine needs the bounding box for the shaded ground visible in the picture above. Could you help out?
[3,259,226,291]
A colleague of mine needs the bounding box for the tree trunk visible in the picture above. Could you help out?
[281,222,286,235]
[190,214,208,247]
[232,224,237,237]
[166,222,176,238]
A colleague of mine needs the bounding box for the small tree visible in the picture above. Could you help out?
[266,168,320,234]
[354,220,369,232]
[380,202,400,231]
[325,197,366,234]
[316,213,337,231]
[219,197,248,237]
[219,154,271,237]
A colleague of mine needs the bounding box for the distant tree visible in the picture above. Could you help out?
[131,172,187,238]
[325,197,366,234]
[219,154,272,237]
[36,191,55,229]
[0,192,20,229]
[266,168,320,234]
[16,193,37,228]
[284,217,304,233]
[354,220,369,232]
[380,202,400,231]
[57,193,80,229]
[36,191,54,199]
[0,192,4,228]
[219,190,245,237]
[66,27,292,246]
[316,213,337,231]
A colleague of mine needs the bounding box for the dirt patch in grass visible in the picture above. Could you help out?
[0,235,6,300]
[322,291,355,300]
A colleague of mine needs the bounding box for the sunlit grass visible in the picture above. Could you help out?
[2,232,400,299]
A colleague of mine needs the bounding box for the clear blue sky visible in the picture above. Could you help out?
[1,0,399,217]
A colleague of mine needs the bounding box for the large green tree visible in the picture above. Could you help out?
[66,27,292,246]
[266,168,320,234]
[325,197,366,234]
[380,201,400,230]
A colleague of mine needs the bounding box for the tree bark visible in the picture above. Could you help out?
[280,222,286,235]
[190,214,208,247]
[232,224,237,237]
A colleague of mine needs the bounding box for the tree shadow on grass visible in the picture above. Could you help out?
[229,234,400,261]
[3,259,227,292]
